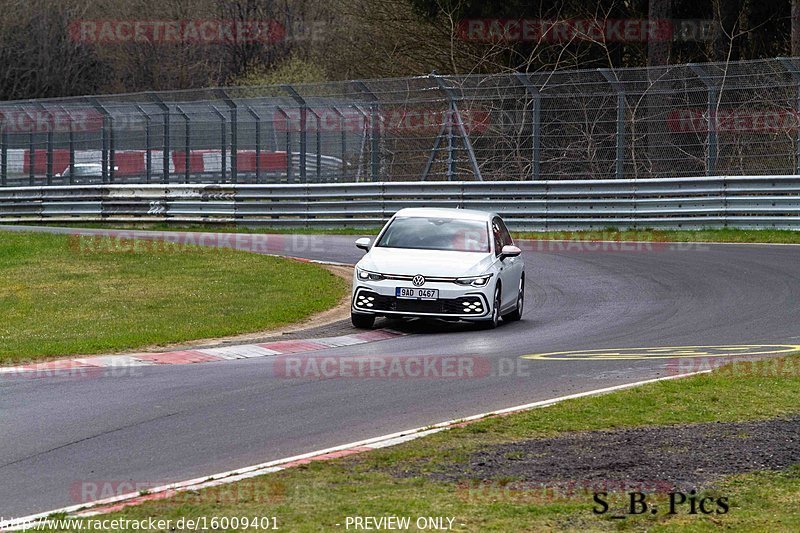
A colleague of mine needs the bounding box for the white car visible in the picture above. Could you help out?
[56,163,103,184]
[351,208,524,329]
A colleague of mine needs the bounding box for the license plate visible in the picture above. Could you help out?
[396,287,439,300]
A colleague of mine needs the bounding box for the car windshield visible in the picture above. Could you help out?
[376,216,490,252]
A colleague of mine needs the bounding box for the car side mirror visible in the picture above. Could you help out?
[355,237,371,251]
[500,245,522,259]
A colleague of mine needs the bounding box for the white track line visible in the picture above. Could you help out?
[0,369,710,531]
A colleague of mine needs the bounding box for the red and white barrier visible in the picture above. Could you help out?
[3,149,287,176]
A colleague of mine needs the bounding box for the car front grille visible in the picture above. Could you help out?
[354,290,486,316]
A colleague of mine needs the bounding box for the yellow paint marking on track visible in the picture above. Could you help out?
[521,344,800,361]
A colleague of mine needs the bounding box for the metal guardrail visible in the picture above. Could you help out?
[0,175,798,230]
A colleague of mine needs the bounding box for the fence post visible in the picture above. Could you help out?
[20,108,35,185]
[245,105,262,183]
[267,106,278,152]
[689,63,718,176]
[109,113,115,183]
[135,105,152,183]
[47,124,53,185]
[431,71,484,181]
[36,104,54,185]
[55,107,73,184]
[599,69,625,180]
[283,85,307,183]
[446,102,455,180]
[430,73,455,182]
[90,99,111,183]
[57,106,75,183]
[29,130,35,185]
[421,123,446,181]
[175,105,190,184]
[352,104,370,182]
[216,89,238,183]
[275,106,292,182]
[514,72,541,180]
[352,81,381,182]
[0,118,6,187]
[333,106,348,181]
[778,57,800,174]
[210,105,227,182]
[148,93,170,183]
[68,119,75,184]
[307,108,322,182]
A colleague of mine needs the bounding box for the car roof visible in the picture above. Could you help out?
[392,207,496,222]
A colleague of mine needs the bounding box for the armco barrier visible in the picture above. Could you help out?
[0,175,799,230]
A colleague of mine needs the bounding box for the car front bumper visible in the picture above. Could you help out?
[351,277,493,321]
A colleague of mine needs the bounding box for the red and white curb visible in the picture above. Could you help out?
[0,370,709,531]
[0,329,404,377]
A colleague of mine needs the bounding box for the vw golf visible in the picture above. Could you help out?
[351,208,524,329]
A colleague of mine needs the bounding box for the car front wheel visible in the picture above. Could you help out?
[503,277,524,322]
[479,286,501,330]
[351,312,375,329]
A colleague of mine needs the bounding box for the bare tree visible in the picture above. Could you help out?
[0,0,108,100]
[793,0,800,56]
[648,0,671,67]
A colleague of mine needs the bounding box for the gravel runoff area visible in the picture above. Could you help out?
[425,417,800,492]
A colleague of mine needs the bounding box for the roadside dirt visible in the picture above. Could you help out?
[421,416,800,491]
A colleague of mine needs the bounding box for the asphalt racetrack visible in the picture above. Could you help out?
[2,226,800,516]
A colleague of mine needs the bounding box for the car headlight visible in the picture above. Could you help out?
[455,274,492,287]
[357,269,385,281]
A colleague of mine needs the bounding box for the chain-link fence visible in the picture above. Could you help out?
[2,57,800,187]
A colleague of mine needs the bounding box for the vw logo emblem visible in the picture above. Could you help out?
[412,275,426,287]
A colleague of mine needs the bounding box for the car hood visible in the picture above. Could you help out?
[357,247,495,277]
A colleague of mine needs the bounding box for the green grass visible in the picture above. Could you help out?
[42,354,800,532]
[8,223,800,244]
[0,232,347,364]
